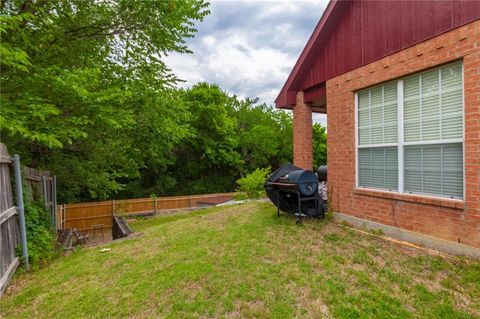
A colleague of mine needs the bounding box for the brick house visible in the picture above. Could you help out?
[276,0,480,252]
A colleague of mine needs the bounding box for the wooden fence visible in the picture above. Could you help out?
[23,166,57,230]
[56,193,236,234]
[0,144,20,296]
[23,167,56,222]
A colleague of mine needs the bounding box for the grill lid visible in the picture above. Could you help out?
[264,164,322,218]
[277,170,317,196]
[265,164,318,196]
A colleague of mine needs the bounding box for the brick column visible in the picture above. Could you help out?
[293,91,313,170]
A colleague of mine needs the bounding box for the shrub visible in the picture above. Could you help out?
[233,193,248,201]
[235,168,271,199]
[20,201,58,269]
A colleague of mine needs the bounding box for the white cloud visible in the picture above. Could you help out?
[202,35,216,46]
[313,113,327,127]
[164,0,328,124]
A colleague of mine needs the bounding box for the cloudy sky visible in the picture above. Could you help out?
[164,0,328,124]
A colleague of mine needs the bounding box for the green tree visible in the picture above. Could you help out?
[171,83,242,194]
[117,87,193,199]
[1,0,209,202]
[164,84,294,195]
[1,1,299,202]
[120,83,294,198]
[312,122,327,169]
[232,99,293,172]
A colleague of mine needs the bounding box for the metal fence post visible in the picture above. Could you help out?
[41,175,48,211]
[12,155,29,269]
[52,175,57,230]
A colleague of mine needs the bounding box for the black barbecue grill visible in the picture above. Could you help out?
[264,164,324,224]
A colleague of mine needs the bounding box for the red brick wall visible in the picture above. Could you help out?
[326,20,480,248]
[293,91,313,170]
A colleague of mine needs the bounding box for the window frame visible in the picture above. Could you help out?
[354,61,465,200]
[355,81,399,192]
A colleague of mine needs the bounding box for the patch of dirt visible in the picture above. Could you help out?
[369,255,386,269]
[294,285,332,319]
[223,309,242,319]
[411,273,446,292]
[452,290,480,317]
[3,276,30,296]
[233,299,267,316]
[349,263,367,272]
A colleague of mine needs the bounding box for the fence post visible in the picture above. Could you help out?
[58,204,63,230]
[12,155,29,269]
[154,198,158,214]
[112,199,115,216]
[63,204,66,230]
[52,175,57,230]
[55,204,59,230]
[41,175,48,212]
[189,196,192,208]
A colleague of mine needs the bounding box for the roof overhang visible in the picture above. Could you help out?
[275,0,339,109]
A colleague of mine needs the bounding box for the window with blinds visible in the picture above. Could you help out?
[357,61,464,199]
[359,147,398,190]
[357,81,398,190]
[402,61,463,198]
[404,144,463,198]
[403,62,463,142]
[358,82,398,145]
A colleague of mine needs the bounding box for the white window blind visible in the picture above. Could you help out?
[404,144,463,198]
[403,61,463,142]
[358,82,398,145]
[359,147,398,191]
[357,61,464,199]
[402,61,463,199]
[357,81,398,190]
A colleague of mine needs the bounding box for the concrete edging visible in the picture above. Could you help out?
[333,212,480,259]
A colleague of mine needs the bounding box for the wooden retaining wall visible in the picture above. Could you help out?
[57,193,235,234]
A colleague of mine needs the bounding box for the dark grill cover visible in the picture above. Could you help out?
[281,170,318,196]
[317,165,327,182]
[264,164,322,217]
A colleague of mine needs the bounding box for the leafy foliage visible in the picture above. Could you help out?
[21,200,58,269]
[313,122,327,169]
[236,167,271,199]
[232,97,293,173]
[95,82,297,199]
[0,14,32,72]
[1,0,209,202]
[169,83,241,195]
[1,1,326,203]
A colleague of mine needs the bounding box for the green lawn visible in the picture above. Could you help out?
[1,202,479,319]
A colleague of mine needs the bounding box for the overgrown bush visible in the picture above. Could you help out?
[233,193,248,201]
[235,168,271,199]
[20,201,58,269]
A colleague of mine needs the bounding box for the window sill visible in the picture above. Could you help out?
[353,188,464,209]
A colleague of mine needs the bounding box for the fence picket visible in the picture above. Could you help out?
[0,144,24,296]
[56,193,236,234]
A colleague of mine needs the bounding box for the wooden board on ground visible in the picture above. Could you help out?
[113,216,132,240]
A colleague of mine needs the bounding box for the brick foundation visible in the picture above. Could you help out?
[293,91,313,170]
[327,20,480,248]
